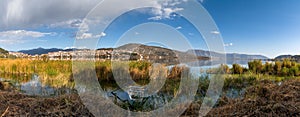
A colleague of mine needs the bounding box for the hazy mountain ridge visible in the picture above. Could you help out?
[17,44,269,60]
[275,55,300,62]
[18,48,73,55]
[187,49,269,60]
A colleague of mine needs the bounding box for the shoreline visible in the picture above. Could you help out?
[1,78,299,116]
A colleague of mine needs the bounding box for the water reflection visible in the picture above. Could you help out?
[1,74,75,96]
[106,87,172,111]
[224,88,246,99]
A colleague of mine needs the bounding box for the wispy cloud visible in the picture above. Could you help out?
[1,0,100,28]
[0,0,193,30]
[175,26,182,30]
[50,19,83,28]
[64,46,87,49]
[147,0,190,20]
[76,32,106,39]
[0,30,55,44]
[0,30,53,38]
[0,0,162,28]
[188,33,194,36]
[211,31,220,35]
[224,43,233,47]
[148,7,184,20]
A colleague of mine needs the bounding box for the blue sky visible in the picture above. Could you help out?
[0,0,300,58]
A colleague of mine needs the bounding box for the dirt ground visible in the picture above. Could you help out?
[206,79,300,117]
[0,92,93,117]
[1,79,300,116]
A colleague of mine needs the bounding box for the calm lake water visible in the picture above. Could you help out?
[0,75,76,96]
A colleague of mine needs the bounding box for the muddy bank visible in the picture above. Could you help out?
[206,79,300,116]
[1,79,300,116]
[0,92,93,117]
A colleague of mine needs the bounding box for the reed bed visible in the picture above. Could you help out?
[0,59,187,88]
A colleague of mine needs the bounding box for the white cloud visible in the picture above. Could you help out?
[224,43,233,47]
[0,0,193,29]
[0,30,53,38]
[148,7,184,20]
[211,31,220,34]
[188,33,194,36]
[147,0,189,20]
[64,46,87,49]
[50,19,83,28]
[0,39,24,44]
[175,26,182,30]
[76,32,106,39]
[1,0,102,28]
[0,30,54,44]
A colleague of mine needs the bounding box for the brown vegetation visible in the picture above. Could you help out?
[1,78,299,116]
[205,79,300,116]
[0,91,92,116]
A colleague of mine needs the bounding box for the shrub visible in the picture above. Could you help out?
[232,64,243,74]
[274,61,282,75]
[263,62,273,75]
[281,67,289,76]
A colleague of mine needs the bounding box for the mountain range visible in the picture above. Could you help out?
[18,48,73,55]
[186,49,269,60]
[275,55,300,62]
[16,44,269,60]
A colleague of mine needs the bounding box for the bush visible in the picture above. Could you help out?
[248,60,263,74]
[274,61,282,75]
[263,62,273,75]
[232,64,243,74]
[290,66,299,76]
[282,59,292,68]
[281,67,289,76]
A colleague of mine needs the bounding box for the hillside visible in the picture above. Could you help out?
[0,48,9,58]
[15,43,269,62]
[116,43,209,64]
[0,48,8,54]
[275,55,300,62]
[18,48,73,55]
[187,49,269,60]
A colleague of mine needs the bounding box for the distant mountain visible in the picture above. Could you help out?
[18,48,65,55]
[17,44,269,61]
[226,53,269,60]
[116,43,209,64]
[275,55,300,62]
[187,49,269,60]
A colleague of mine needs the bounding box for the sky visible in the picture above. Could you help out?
[0,0,300,58]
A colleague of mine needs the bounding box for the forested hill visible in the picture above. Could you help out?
[0,48,8,54]
[275,55,300,62]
